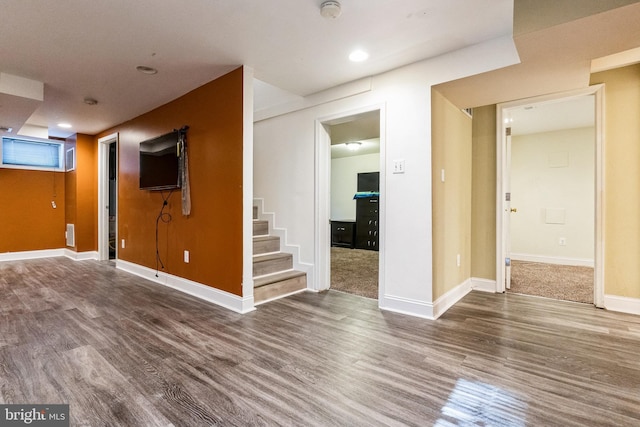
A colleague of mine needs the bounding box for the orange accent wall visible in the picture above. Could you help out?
[98,67,244,295]
[65,134,98,252]
[0,168,66,252]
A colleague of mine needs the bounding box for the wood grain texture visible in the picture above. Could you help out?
[1,257,640,426]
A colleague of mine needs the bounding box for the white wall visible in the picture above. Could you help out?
[253,35,520,318]
[511,127,595,265]
[331,153,379,221]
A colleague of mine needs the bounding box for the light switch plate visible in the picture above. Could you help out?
[393,159,405,174]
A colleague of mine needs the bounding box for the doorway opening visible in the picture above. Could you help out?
[314,105,385,299]
[497,86,604,307]
[98,133,118,262]
[108,141,117,259]
[328,111,380,299]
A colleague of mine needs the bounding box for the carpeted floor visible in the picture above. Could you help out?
[331,247,378,299]
[509,260,594,304]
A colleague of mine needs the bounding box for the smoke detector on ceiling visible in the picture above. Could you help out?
[320,1,342,19]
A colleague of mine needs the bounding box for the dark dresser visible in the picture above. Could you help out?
[330,221,356,248]
[355,172,379,251]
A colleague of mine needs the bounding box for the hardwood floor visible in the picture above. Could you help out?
[1,257,640,426]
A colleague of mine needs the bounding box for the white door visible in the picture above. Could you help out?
[504,127,512,290]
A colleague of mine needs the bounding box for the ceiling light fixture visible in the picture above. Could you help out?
[320,1,342,19]
[349,49,369,62]
[345,141,362,151]
[84,97,98,105]
[136,65,158,75]
[0,126,12,133]
[57,123,72,129]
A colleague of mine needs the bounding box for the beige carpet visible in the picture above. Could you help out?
[331,247,378,299]
[509,260,594,304]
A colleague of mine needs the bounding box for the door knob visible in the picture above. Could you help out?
[511,208,517,213]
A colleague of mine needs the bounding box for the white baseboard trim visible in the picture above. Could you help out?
[379,294,435,320]
[511,253,594,267]
[0,248,65,261]
[64,249,99,261]
[380,279,474,320]
[433,279,472,319]
[604,294,640,316]
[470,277,497,293]
[116,260,255,314]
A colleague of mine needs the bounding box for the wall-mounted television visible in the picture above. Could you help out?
[139,130,181,191]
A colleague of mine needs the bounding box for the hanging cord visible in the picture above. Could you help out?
[155,190,174,276]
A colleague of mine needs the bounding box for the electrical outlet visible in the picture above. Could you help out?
[121,239,125,249]
[51,201,57,209]
[559,237,566,246]
[184,250,190,263]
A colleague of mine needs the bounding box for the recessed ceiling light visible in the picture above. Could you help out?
[349,49,369,62]
[57,123,72,129]
[136,65,158,75]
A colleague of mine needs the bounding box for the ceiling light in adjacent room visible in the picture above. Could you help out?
[345,141,362,151]
[57,123,72,129]
[349,49,369,62]
[136,65,158,75]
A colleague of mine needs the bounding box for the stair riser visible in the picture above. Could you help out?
[254,238,280,255]
[254,275,306,303]
[253,256,293,276]
[253,221,268,236]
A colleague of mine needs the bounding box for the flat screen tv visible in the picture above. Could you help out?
[139,130,181,191]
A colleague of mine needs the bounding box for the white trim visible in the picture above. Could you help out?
[471,277,497,293]
[0,249,65,261]
[64,249,99,261]
[242,67,255,304]
[496,85,605,308]
[510,253,594,268]
[98,133,118,261]
[116,259,255,314]
[379,294,434,320]
[432,279,472,319]
[603,295,640,316]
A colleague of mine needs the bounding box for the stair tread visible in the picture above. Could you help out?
[253,252,291,262]
[254,270,306,288]
[253,235,279,242]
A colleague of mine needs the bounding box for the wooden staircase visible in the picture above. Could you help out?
[253,206,306,304]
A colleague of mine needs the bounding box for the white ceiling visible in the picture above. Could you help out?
[0,0,513,138]
[506,95,595,136]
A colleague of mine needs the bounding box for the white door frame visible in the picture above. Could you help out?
[98,133,118,261]
[496,85,604,307]
[314,103,387,299]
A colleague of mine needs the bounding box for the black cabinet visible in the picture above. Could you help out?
[355,198,379,250]
[355,172,379,251]
[331,221,355,248]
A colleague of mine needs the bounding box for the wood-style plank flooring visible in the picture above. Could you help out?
[1,257,640,426]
